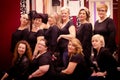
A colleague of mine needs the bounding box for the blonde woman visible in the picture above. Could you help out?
[94,3,116,54]
[58,38,91,80]
[44,14,60,54]
[88,34,118,80]
[57,6,76,67]
[11,14,30,53]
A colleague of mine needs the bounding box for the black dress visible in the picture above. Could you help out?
[57,20,75,67]
[27,29,44,52]
[11,28,29,53]
[58,20,74,54]
[76,23,92,58]
[94,17,116,54]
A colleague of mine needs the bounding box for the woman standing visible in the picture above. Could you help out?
[57,6,76,67]
[11,14,30,53]
[76,7,92,60]
[94,3,116,54]
[27,13,46,53]
[44,13,60,54]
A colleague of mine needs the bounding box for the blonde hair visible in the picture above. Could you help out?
[68,38,84,56]
[92,34,105,47]
[60,6,70,14]
[97,3,108,12]
[21,14,29,20]
[78,7,90,21]
[48,14,57,26]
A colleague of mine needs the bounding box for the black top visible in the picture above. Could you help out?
[10,28,29,53]
[27,29,44,52]
[7,55,30,80]
[76,23,92,58]
[58,20,74,53]
[93,47,118,80]
[94,17,116,53]
[28,51,52,80]
[44,25,60,54]
[66,54,91,80]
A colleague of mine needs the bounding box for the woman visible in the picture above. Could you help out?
[27,38,52,80]
[89,34,118,80]
[11,14,30,53]
[1,40,32,80]
[57,38,91,80]
[94,3,116,54]
[57,6,76,67]
[76,7,92,61]
[27,13,46,53]
[44,13,60,54]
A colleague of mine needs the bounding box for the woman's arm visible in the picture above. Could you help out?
[1,73,9,80]
[57,25,76,41]
[28,65,49,79]
[61,62,77,74]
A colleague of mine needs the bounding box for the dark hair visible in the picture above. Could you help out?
[33,13,44,20]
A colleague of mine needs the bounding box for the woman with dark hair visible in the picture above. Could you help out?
[1,40,32,80]
[27,13,46,53]
[76,7,92,65]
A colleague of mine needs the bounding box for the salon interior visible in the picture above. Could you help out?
[0,0,119,76]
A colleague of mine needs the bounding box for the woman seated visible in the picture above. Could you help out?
[56,38,91,80]
[27,38,52,80]
[1,40,32,80]
[88,34,118,80]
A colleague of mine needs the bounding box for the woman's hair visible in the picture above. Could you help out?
[21,14,29,20]
[78,7,90,21]
[12,40,32,66]
[48,14,57,26]
[92,34,105,47]
[33,13,44,20]
[60,6,70,14]
[68,38,84,56]
[97,3,108,12]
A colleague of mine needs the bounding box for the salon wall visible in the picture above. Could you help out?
[0,0,20,71]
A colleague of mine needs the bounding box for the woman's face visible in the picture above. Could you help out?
[18,43,26,56]
[48,16,55,26]
[78,10,87,21]
[92,37,102,50]
[61,9,69,21]
[97,7,107,19]
[20,15,29,26]
[33,18,42,27]
[68,41,76,54]
[37,40,47,52]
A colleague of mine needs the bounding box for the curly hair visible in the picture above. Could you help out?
[12,40,32,66]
